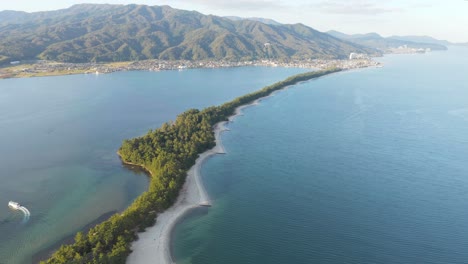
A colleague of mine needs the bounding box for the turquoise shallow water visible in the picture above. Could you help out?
[173,47,468,264]
[0,67,306,264]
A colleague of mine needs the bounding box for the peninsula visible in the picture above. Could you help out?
[41,68,342,264]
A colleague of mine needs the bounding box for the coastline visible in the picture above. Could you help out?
[32,211,117,263]
[126,99,264,264]
[0,58,379,79]
[117,151,154,177]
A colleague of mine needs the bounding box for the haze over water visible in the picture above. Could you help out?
[0,67,306,264]
[174,47,468,264]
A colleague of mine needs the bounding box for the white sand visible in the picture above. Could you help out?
[126,102,260,264]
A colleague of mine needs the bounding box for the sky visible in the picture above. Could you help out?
[0,0,467,43]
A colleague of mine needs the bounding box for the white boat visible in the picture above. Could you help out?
[8,201,21,210]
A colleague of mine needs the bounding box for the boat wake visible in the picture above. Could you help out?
[8,201,31,224]
[18,206,31,223]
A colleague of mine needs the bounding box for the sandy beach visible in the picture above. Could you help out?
[126,100,260,264]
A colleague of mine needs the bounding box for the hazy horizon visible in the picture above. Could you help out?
[0,0,467,43]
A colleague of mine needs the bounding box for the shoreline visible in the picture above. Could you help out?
[126,98,265,264]
[0,58,379,80]
[117,151,154,177]
[32,211,117,263]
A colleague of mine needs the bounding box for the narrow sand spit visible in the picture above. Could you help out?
[126,100,261,264]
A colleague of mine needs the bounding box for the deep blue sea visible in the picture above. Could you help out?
[0,66,306,264]
[173,47,468,264]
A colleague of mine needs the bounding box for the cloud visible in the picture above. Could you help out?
[169,0,286,11]
[409,3,433,8]
[313,0,403,15]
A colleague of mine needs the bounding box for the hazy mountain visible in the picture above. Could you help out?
[0,4,377,64]
[327,31,382,40]
[389,35,454,46]
[225,16,282,26]
[0,10,30,23]
[327,30,447,52]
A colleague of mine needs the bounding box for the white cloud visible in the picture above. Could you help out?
[167,0,286,11]
[312,0,403,15]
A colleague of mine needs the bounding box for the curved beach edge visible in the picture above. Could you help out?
[125,99,265,264]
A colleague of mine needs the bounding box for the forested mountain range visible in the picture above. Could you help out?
[0,4,377,64]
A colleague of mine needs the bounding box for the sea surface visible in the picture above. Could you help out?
[0,66,306,264]
[173,47,468,264]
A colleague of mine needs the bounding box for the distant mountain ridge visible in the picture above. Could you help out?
[0,10,29,22]
[327,30,447,52]
[224,16,282,26]
[0,4,377,64]
[389,35,455,46]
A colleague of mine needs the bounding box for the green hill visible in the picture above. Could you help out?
[0,4,377,63]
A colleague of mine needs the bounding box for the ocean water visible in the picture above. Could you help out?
[0,66,306,264]
[173,47,468,264]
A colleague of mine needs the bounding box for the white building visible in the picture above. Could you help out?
[349,53,368,60]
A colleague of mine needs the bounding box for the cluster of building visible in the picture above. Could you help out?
[256,58,380,70]
[128,58,380,71]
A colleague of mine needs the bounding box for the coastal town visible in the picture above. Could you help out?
[0,57,381,79]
